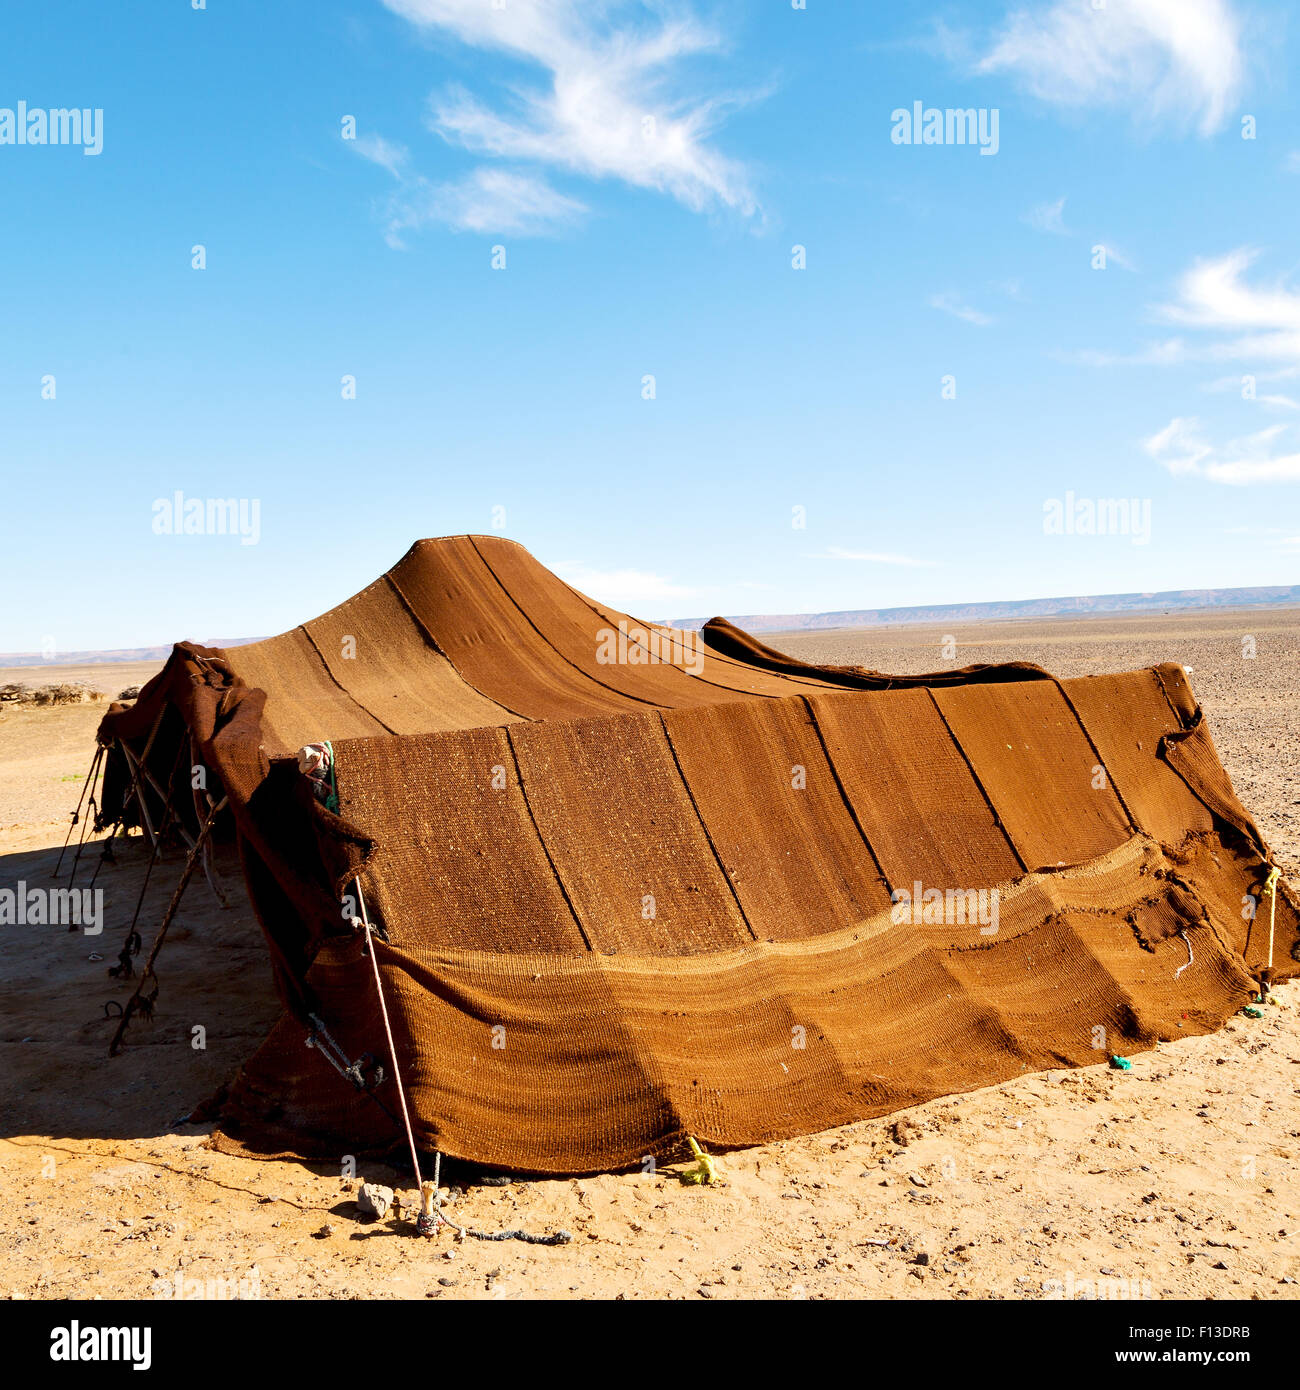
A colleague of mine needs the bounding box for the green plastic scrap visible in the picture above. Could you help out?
[1109,1055,1131,1071]
[1243,1006,1264,1019]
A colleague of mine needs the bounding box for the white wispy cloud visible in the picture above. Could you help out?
[928,292,993,325]
[1157,248,1300,351]
[809,547,938,567]
[1024,195,1069,235]
[359,0,760,241]
[386,167,587,242]
[353,133,410,178]
[1076,250,1300,367]
[1145,417,1300,484]
[979,0,1245,136]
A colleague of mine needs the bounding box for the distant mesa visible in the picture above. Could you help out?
[0,638,262,669]
[662,583,1300,633]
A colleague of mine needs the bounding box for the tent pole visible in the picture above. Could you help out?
[66,746,108,888]
[188,731,229,908]
[119,741,161,853]
[53,743,104,877]
[108,795,228,1057]
[127,738,228,905]
[109,705,168,858]
[105,738,191,964]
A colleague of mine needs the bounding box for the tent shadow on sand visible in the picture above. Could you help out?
[0,832,278,1146]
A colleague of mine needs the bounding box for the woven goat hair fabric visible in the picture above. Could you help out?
[95,536,1300,1172]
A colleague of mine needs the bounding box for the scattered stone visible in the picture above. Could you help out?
[891,1118,922,1147]
[358,1182,394,1219]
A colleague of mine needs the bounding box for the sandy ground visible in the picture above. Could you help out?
[1,612,1297,1301]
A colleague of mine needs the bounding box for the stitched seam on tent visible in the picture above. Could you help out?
[551,570,840,695]
[924,688,1029,874]
[655,710,759,942]
[1152,663,1194,729]
[590,610,787,702]
[503,726,593,951]
[384,572,529,722]
[468,535,665,711]
[799,695,895,898]
[1050,676,1140,836]
[297,626,399,736]
[579,599,791,701]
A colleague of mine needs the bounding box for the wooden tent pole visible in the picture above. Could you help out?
[188,732,230,908]
[105,705,168,858]
[53,743,104,877]
[108,795,228,1057]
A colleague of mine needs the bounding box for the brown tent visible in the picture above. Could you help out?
[90,535,1299,1174]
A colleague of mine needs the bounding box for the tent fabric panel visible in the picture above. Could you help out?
[225,628,391,755]
[332,725,590,955]
[470,535,757,708]
[660,697,893,939]
[303,578,520,735]
[806,687,1024,891]
[1058,669,1215,847]
[388,537,651,720]
[932,680,1132,870]
[507,712,754,955]
[210,833,1261,1173]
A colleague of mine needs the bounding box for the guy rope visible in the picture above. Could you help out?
[346,878,570,1246]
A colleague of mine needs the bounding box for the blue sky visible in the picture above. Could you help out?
[2,0,1298,651]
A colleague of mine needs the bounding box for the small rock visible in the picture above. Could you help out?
[358,1182,394,1219]
[891,1118,922,1147]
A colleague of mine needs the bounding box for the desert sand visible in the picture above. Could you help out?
[1,610,1297,1301]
